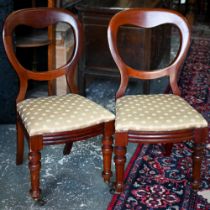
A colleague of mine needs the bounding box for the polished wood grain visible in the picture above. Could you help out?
[3,7,114,200]
[108,8,208,193]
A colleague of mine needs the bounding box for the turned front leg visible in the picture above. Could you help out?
[28,151,41,200]
[102,136,113,183]
[114,132,127,193]
[114,145,126,193]
[102,121,114,183]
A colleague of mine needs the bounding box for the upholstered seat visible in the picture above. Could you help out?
[116,94,207,132]
[18,94,114,136]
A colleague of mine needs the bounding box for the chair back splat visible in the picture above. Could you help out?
[108,8,191,98]
[3,8,82,102]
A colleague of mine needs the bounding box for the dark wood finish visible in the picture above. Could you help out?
[75,0,171,95]
[3,8,114,200]
[107,8,208,193]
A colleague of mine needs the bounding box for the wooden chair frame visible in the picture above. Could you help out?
[3,8,114,200]
[107,8,208,193]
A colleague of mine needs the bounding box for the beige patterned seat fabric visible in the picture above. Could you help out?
[17,94,115,136]
[116,94,208,132]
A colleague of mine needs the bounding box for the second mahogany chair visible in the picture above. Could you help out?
[107,8,208,193]
[3,8,115,200]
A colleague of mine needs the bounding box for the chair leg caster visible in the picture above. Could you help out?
[30,188,42,201]
[107,181,121,195]
[102,171,112,184]
[108,182,123,194]
[191,181,200,191]
[115,183,124,194]
[30,189,47,206]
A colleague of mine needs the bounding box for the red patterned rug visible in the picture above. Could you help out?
[107,39,210,210]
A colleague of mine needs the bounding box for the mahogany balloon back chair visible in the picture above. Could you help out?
[3,8,115,200]
[107,8,208,193]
